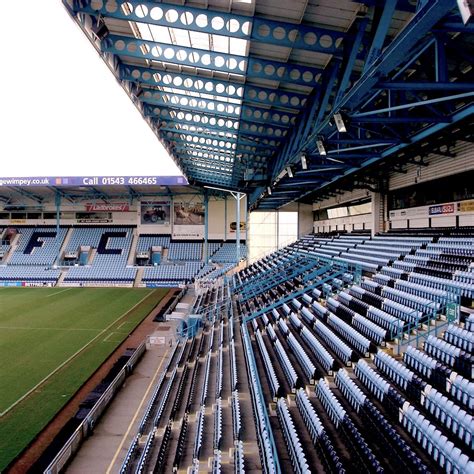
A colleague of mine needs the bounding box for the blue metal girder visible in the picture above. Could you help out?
[182,162,233,175]
[174,145,270,163]
[173,144,235,156]
[363,0,399,73]
[181,162,234,176]
[349,116,452,123]
[243,85,308,111]
[8,187,43,204]
[141,92,239,118]
[376,82,474,90]
[334,18,369,107]
[143,99,295,129]
[103,34,248,75]
[190,174,234,186]
[120,64,245,100]
[158,115,288,140]
[161,127,279,151]
[105,35,324,87]
[292,103,474,205]
[75,0,347,55]
[120,64,309,111]
[246,57,322,87]
[334,0,457,113]
[180,151,235,166]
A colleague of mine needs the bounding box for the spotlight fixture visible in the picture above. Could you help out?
[333,112,347,133]
[301,153,308,170]
[317,139,327,156]
[286,166,294,178]
[267,186,272,195]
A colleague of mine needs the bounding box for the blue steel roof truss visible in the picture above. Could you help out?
[67,0,473,204]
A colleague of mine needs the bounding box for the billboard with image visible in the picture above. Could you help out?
[140,201,171,225]
[174,201,205,225]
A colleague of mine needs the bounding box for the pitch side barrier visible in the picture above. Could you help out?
[43,342,146,474]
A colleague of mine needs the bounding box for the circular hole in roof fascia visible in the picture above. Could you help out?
[288,29,298,42]
[264,64,276,76]
[211,16,225,31]
[215,56,225,68]
[126,42,138,53]
[150,6,163,20]
[114,39,125,51]
[135,4,148,18]
[302,71,313,83]
[176,49,187,61]
[105,1,118,13]
[196,13,208,28]
[258,24,271,37]
[290,69,301,80]
[201,53,211,65]
[94,0,104,10]
[272,26,286,40]
[180,11,193,26]
[227,18,240,33]
[304,32,317,45]
[241,21,251,35]
[320,34,333,48]
[165,9,179,23]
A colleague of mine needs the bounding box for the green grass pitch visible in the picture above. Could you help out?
[0,286,169,471]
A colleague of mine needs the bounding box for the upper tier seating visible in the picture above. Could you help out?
[64,227,136,282]
[9,227,67,265]
[168,241,203,261]
[136,234,171,252]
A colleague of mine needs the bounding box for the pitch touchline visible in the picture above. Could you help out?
[0,291,154,418]
[45,288,74,297]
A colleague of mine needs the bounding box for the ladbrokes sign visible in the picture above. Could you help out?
[85,203,130,212]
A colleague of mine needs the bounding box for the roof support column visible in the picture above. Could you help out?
[230,192,246,263]
[55,191,61,267]
[204,192,209,264]
[371,191,387,237]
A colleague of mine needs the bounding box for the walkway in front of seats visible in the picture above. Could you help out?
[66,322,177,474]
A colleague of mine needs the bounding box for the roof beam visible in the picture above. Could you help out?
[376,81,474,90]
[160,127,279,150]
[158,116,288,140]
[120,65,308,110]
[75,0,347,54]
[104,35,323,87]
[7,187,43,204]
[363,0,398,73]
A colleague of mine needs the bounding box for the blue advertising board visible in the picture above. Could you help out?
[0,176,187,187]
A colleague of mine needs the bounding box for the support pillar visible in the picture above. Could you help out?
[371,191,385,236]
[236,192,241,262]
[224,195,228,241]
[55,191,61,267]
[204,193,209,263]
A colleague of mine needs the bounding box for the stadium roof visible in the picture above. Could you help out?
[64,0,473,209]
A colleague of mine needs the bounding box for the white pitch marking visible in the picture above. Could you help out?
[45,288,74,298]
[0,291,154,418]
